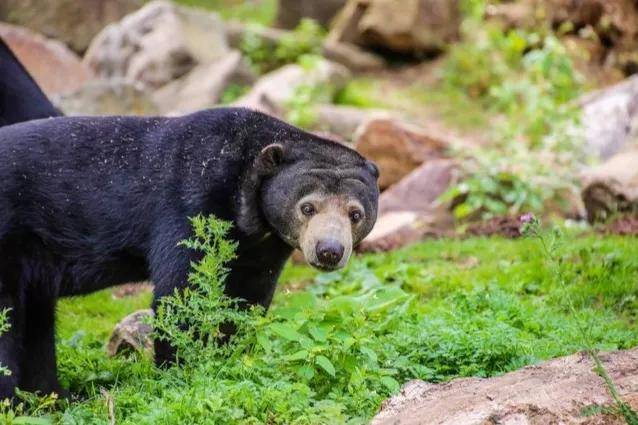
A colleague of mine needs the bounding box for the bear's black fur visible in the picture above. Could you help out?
[0,39,61,127]
[0,108,379,397]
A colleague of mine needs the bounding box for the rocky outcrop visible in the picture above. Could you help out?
[53,79,158,116]
[0,0,143,53]
[153,50,256,115]
[354,119,450,189]
[276,0,347,29]
[235,59,350,116]
[581,147,638,222]
[0,23,94,96]
[107,309,153,357]
[372,348,638,425]
[84,1,229,89]
[328,0,460,56]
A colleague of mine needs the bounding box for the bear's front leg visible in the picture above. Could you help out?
[148,220,203,367]
[20,290,63,396]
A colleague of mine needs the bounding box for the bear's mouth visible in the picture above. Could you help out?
[308,260,342,272]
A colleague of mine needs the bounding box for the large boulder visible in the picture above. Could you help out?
[84,1,229,89]
[234,59,350,116]
[153,50,256,115]
[372,348,638,425]
[578,75,638,160]
[353,119,450,189]
[0,0,143,53]
[276,0,347,29]
[328,0,460,56]
[581,147,638,222]
[53,79,159,116]
[0,23,94,96]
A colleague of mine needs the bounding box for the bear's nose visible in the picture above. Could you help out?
[316,239,344,266]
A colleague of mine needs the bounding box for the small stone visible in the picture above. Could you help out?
[107,309,154,357]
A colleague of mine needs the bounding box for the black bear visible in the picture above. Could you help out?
[0,107,380,398]
[0,38,61,127]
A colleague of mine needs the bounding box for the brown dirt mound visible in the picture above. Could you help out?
[597,216,638,236]
[464,216,524,239]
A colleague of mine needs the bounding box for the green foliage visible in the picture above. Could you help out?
[241,19,326,74]
[173,0,277,26]
[7,217,638,423]
[220,83,250,105]
[441,13,585,220]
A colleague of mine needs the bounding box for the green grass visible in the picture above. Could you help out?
[28,232,638,424]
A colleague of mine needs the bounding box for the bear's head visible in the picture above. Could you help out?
[241,139,379,271]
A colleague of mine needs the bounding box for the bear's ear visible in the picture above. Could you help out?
[366,160,380,180]
[255,143,284,174]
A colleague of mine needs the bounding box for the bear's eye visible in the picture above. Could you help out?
[349,209,363,224]
[300,203,316,216]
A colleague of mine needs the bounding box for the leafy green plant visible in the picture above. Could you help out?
[441,14,585,220]
[220,83,250,105]
[241,19,326,74]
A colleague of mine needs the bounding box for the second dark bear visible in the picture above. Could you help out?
[0,108,379,398]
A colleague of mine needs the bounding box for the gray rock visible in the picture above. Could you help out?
[84,0,229,89]
[234,58,351,116]
[107,309,154,357]
[581,147,638,222]
[54,79,159,116]
[153,50,256,115]
[579,74,638,160]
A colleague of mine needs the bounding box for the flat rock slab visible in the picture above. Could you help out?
[372,348,638,425]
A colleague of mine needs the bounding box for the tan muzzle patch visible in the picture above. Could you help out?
[300,211,353,270]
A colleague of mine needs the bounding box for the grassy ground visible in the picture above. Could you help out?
[25,232,637,424]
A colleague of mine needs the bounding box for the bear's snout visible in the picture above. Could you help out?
[316,239,344,267]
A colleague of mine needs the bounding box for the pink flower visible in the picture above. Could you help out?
[519,213,535,224]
